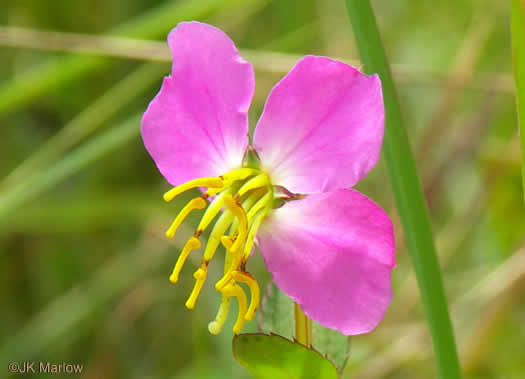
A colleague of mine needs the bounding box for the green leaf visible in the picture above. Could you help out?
[344,1,462,378]
[259,281,294,339]
[232,333,338,379]
[259,281,349,372]
[312,322,350,372]
[511,0,525,201]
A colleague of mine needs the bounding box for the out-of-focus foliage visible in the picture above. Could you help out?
[0,0,523,378]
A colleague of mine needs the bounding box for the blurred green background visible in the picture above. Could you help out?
[0,0,524,378]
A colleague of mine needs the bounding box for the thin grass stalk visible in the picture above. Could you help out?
[511,0,525,201]
[344,1,462,378]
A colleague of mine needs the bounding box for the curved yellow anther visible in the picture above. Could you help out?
[231,271,260,321]
[224,195,248,253]
[165,197,207,239]
[208,295,230,335]
[185,266,207,310]
[221,283,247,334]
[169,237,201,284]
[163,177,223,202]
[236,173,270,197]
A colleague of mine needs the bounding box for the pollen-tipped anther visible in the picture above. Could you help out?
[221,283,247,334]
[158,167,273,335]
[185,266,207,309]
[165,197,207,239]
[231,271,260,321]
[163,177,224,202]
[208,295,230,335]
[169,237,201,283]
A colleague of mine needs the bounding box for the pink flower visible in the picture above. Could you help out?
[141,22,395,336]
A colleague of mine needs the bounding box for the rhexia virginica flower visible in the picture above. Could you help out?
[141,22,395,336]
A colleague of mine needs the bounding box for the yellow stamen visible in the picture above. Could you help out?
[163,177,224,202]
[224,195,248,253]
[215,250,243,291]
[224,190,263,242]
[204,168,257,196]
[203,211,235,262]
[163,167,273,335]
[196,189,230,233]
[220,235,235,249]
[222,168,259,185]
[208,295,230,335]
[246,191,272,221]
[243,210,267,262]
[231,271,260,321]
[221,283,247,334]
[236,173,269,197]
[185,266,207,310]
[201,189,260,264]
[169,237,201,283]
[216,193,269,291]
[165,197,207,239]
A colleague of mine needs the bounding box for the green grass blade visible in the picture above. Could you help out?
[0,0,249,116]
[344,1,462,378]
[2,63,166,189]
[512,0,525,201]
[0,114,140,221]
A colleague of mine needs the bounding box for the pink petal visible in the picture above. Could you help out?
[253,56,384,194]
[141,22,254,185]
[256,189,395,335]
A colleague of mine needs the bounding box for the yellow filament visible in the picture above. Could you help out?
[236,173,269,197]
[169,237,201,283]
[224,190,262,242]
[185,266,207,309]
[246,191,272,221]
[196,189,230,233]
[204,168,257,196]
[208,295,230,335]
[201,189,259,263]
[221,283,247,334]
[243,210,267,262]
[231,271,260,321]
[222,168,258,185]
[163,177,223,202]
[215,251,243,290]
[224,195,248,253]
[163,168,271,335]
[203,211,235,262]
[216,193,268,291]
[165,197,207,239]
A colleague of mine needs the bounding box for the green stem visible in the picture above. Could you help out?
[294,302,312,348]
[511,0,525,201]
[344,1,462,378]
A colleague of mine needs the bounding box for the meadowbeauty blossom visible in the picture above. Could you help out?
[141,21,395,336]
